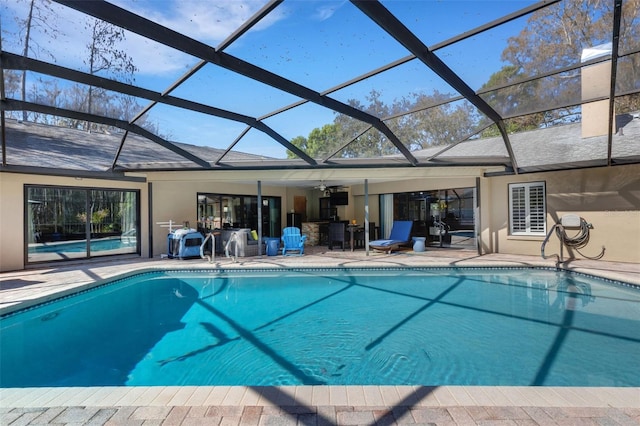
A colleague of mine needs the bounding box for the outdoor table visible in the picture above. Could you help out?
[412,236,426,252]
[347,223,363,252]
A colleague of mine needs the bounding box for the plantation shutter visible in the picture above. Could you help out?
[510,186,527,233]
[509,182,546,235]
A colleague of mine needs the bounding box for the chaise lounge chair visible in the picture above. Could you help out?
[369,221,413,254]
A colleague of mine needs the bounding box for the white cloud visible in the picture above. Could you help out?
[2,0,286,77]
[314,5,337,21]
[117,0,255,43]
[109,0,274,75]
[312,1,347,22]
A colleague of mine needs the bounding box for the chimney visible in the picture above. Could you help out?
[581,43,613,138]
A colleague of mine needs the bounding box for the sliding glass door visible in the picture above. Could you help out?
[391,187,476,248]
[197,193,281,237]
[26,185,140,264]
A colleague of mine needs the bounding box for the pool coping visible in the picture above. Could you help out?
[1,385,639,409]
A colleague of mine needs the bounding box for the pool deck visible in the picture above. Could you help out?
[1,247,639,425]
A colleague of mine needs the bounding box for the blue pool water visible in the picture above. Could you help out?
[1,268,639,387]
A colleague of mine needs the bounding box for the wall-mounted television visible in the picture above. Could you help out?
[330,191,348,206]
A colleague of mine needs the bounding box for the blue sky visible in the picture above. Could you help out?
[1,0,537,158]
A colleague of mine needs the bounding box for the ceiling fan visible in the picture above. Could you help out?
[313,181,348,195]
[313,180,327,191]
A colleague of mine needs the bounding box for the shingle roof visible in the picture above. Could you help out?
[2,119,267,172]
[4,113,639,174]
[413,113,640,171]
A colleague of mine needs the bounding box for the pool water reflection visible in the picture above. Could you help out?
[27,236,138,262]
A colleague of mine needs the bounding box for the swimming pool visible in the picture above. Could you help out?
[1,267,638,387]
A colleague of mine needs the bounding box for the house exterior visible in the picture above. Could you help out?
[2,1,639,273]
[2,117,638,273]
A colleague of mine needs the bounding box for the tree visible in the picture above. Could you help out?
[82,17,137,132]
[10,0,57,122]
[503,0,611,75]
[502,0,640,118]
[288,136,307,158]
[288,124,340,159]
[479,66,544,136]
[334,89,479,157]
[2,70,22,100]
[288,89,480,160]
[393,91,478,149]
[337,90,395,157]
[60,84,92,129]
[615,0,640,112]
[306,124,341,158]
[27,76,62,125]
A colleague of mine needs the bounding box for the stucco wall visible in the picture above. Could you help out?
[353,195,380,230]
[483,164,640,263]
[2,163,638,272]
[0,173,24,272]
[0,172,148,272]
[146,173,290,258]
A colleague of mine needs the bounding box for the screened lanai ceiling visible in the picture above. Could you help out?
[1,0,640,174]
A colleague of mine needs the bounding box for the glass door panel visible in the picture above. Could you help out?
[89,190,139,257]
[197,192,282,237]
[27,187,89,262]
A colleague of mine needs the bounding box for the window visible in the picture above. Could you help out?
[25,185,140,263]
[509,182,546,235]
[197,193,281,237]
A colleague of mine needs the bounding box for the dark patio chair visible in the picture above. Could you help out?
[328,222,349,250]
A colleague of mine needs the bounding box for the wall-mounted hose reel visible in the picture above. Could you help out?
[541,214,605,263]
